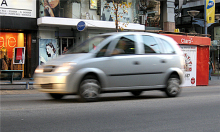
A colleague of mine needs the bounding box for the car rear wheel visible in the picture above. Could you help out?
[165,75,181,97]
[48,93,64,99]
[131,91,142,96]
[79,75,100,102]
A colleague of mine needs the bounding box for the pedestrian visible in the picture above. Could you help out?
[62,47,68,54]
[209,58,214,80]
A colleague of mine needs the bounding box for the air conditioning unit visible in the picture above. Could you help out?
[139,15,146,25]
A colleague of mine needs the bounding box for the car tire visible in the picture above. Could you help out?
[79,75,101,102]
[165,75,181,97]
[131,91,142,96]
[48,93,64,100]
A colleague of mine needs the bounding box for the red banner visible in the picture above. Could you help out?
[16,48,22,60]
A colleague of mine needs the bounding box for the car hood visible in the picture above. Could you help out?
[44,53,92,66]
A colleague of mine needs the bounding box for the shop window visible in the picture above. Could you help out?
[144,1,160,28]
[60,38,75,55]
[101,0,138,24]
[0,33,24,71]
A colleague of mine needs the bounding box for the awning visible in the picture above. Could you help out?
[37,17,145,31]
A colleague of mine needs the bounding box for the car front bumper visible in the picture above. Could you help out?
[34,73,72,94]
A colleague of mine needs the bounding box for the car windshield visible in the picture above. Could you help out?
[66,35,110,54]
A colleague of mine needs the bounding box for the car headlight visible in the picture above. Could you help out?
[54,62,76,73]
[35,66,43,73]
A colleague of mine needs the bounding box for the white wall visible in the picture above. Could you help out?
[38,27,56,39]
[72,3,81,19]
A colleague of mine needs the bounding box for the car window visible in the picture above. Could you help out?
[96,43,110,57]
[142,35,161,54]
[160,39,175,54]
[66,35,110,54]
[111,35,136,55]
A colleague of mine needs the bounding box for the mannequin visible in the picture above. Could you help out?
[1,46,8,70]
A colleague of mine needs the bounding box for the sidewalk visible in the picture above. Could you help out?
[0,78,34,90]
[208,75,220,86]
[0,76,219,94]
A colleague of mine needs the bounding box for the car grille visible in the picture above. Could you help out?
[43,65,57,72]
[40,84,53,89]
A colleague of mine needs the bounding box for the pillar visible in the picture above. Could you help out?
[162,0,175,32]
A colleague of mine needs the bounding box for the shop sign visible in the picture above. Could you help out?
[0,0,36,18]
[0,33,18,58]
[32,39,36,44]
[77,21,86,31]
[180,45,197,87]
[162,34,211,46]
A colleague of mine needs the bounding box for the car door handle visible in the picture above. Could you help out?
[161,60,166,63]
[133,61,140,65]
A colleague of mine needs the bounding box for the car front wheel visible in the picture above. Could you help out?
[165,75,181,97]
[79,75,101,102]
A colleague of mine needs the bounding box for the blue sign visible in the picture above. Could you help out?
[77,21,86,31]
[207,0,214,9]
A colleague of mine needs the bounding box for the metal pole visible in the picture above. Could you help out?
[218,46,219,79]
[204,0,207,36]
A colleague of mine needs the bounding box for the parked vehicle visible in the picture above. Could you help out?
[34,32,185,102]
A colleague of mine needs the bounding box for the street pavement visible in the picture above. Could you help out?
[0,75,219,95]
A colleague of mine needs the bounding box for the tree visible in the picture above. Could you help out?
[104,0,132,32]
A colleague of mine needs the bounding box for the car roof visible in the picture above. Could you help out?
[99,32,175,42]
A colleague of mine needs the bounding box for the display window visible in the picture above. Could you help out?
[0,33,25,71]
[138,0,161,27]
[101,0,137,23]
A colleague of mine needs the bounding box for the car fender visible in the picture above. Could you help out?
[68,68,108,93]
[164,68,184,85]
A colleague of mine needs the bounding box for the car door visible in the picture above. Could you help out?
[136,35,168,87]
[105,34,142,88]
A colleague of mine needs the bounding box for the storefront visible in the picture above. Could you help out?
[211,26,220,74]
[37,0,145,64]
[0,0,38,78]
[161,33,211,86]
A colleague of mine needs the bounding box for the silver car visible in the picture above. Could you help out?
[34,32,185,102]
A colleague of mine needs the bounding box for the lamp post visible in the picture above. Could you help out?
[217,40,220,79]
[187,10,200,33]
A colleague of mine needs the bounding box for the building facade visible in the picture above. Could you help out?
[0,0,182,78]
[0,0,38,78]
[176,0,220,74]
